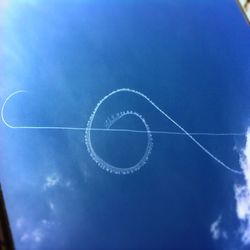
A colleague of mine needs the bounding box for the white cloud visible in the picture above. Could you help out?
[32,229,43,243]
[20,233,29,242]
[48,201,55,211]
[43,173,60,190]
[235,128,250,245]
[20,229,44,243]
[42,173,74,191]
[211,216,221,240]
[65,180,72,188]
[41,219,48,225]
[16,217,25,229]
[16,217,53,244]
[210,215,228,240]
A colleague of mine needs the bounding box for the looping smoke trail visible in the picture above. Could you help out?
[1,89,243,175]
[85,110,153,174]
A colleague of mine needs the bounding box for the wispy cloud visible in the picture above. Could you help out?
[20,229,43,243]
[16,217,25,229]
[16,217,44,244]
[48,201,55,211]
[31,229,43,243]
[16,216,55,245]
[20,232,29,242]
[42,172,74,192]
[43,173,60,190]
[210,215,228,240]
[235,128,250,245]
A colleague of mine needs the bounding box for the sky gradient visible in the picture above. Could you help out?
[1,1,250,249]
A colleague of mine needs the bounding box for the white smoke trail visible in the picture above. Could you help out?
[1,89,243,175]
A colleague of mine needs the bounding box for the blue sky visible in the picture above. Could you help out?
[1,1,250,249]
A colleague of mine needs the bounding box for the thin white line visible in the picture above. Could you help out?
[3,125,245,137]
